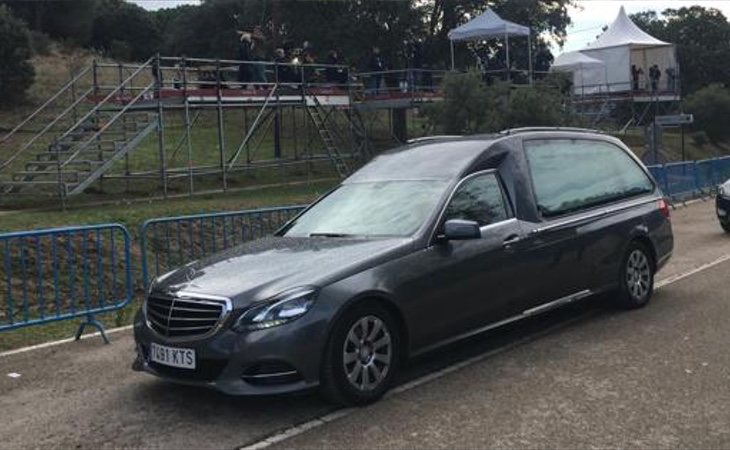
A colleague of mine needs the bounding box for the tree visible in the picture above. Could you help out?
[91,0,161,61]
[3,0,98,45]
[418,0,574,70]
[684,84,730,143]
[423,71,504,134]
[0,5,35,108]
[631,6,730,94]
[424,71,576,134]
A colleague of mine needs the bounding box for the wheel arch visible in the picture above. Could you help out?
[628,229,658,270]
[327,291,411,362]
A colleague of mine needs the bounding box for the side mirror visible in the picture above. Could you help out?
[443,219,482,240]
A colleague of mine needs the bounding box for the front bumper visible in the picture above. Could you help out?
[132,308,327,396]
[716,195,730,224]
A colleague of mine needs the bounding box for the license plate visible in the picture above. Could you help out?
[718,208,727,217]
[149,343,196,369]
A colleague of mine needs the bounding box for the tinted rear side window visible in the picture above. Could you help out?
[525,139,654,217]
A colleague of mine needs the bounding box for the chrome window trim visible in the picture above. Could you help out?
[144,291,233,343]
[429,169,515,244]
[528,195,660,236]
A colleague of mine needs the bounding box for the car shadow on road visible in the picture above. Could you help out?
[129,296,618,417]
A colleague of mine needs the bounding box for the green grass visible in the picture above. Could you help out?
[0,179,337,352]
[618,128,728,162]
[0,178,336,234]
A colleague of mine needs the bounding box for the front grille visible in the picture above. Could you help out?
[145,294,228,339]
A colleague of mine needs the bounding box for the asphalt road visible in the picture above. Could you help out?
[0,199,729,449]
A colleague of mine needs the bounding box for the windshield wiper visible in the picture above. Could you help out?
[309,232,352,238]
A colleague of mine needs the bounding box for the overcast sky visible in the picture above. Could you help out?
[130,0,730,54]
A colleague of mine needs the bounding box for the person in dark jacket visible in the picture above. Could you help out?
[325,50,347,86]
[367,47,386,94]
[274,48,293,84]
[649,64,661,92]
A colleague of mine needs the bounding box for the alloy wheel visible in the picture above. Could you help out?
[626,249,651,300]
[342,315,392,392]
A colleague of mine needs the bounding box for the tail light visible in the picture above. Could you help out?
[658,198,670,219]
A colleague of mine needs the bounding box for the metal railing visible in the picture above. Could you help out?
[0,224,132,342]
[0,66,94,176]
[140,205,306,289]
[648,156,730,202]
[4,154,730,343]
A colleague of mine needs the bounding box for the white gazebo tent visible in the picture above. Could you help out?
[447,8,532,83]
[579,6,677,93]
[550,51,608,95]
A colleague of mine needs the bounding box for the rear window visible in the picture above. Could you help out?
[525,139,654,217]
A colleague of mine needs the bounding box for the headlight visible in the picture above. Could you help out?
[720,183,730,199]
[233,287,318,331]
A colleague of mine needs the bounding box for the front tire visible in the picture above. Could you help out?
[321,303,400,406]
[615,241,655,309]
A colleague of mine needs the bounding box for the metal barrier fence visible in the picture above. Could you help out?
[648,156,730,202]
[0,224,132,343]
[140,205,306,290]
[4,156,730,344]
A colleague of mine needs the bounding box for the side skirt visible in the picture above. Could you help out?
[411,289,594,358]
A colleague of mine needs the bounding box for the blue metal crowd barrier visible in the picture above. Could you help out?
[5,155,730,343]
[0,223,132,343]
[647,155,730,202]
[140,205,306,290]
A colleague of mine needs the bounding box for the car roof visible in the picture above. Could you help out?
[344,138,497,183]
[343,129,608,184]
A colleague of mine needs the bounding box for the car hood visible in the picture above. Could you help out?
[152,236,413,307]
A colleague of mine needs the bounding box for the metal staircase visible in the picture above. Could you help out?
[305,95,350,177]
[0,57,157,198]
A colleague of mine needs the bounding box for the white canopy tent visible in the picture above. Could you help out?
[577,6,678,93]
[550,51,608,95]
[447,8,532,83]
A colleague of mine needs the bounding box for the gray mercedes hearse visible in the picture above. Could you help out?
[134,128,673,405]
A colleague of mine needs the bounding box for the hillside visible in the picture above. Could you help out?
[0,44,104,130]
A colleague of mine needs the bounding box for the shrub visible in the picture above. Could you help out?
[504,85,573,128]
[29,30,52,55]
[423,70,503,134]
[424,71,577,134]
[0,5,35,108]
[684,84,730,143]
[691,131,709,148]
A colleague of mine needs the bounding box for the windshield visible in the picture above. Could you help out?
[282,181,448,237]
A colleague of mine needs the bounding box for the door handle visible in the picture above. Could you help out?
[502,234,522,248]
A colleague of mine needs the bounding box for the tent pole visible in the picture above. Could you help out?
[450,40,455,70]
[527,31,533,85]
[505,32,511,82]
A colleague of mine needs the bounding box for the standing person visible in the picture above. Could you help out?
[274,47,292,83]
[650,64,661,92]
[237,31,253,88]
[631,65,640,91]
[665,67,676,93]
[411,39,424,90]
[367,46,386,95]
[251,26,267,88]
[325,49,340,84]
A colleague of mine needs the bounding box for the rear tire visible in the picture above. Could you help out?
[321,302,400,406]
[615,241,655,309]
